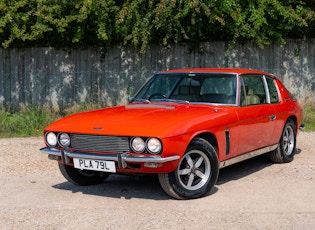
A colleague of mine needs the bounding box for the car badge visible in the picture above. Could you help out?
[93,127,103,130]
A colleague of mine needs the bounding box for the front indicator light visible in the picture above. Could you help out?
[46,132,57,147]
[131,137,145,153]
[147,138,162,154]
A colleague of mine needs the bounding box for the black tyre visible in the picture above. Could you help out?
[269,119,296,163]
[58,163,110,186]
[158,137,219,199]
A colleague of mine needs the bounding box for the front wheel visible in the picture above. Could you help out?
[58,163,110,186]
[158,137,219,199]
[269,119,297,163]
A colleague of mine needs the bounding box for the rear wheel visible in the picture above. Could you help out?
[269,119,296,163]
[158,137,219,199]
[58,163,110,185]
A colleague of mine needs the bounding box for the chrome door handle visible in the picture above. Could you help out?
[270,115,276,121]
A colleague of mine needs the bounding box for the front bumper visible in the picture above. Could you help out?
[40,147,180,169]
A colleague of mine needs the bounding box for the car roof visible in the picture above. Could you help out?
[159,68,271,76]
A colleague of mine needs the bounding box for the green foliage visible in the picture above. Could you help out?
[0,0,314,51]
[303,105,315,132]
[0,104,103,137]
[0,107,61,137]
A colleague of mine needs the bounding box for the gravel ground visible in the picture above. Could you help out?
[0,132,314,229]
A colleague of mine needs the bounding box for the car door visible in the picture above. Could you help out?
[264,76,284,144]
[236,74,277,155]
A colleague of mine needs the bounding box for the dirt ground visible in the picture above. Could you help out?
[1,131,314,230]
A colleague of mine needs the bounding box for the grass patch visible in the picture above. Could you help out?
[303,105,315,132]
[0,103,103,138]
[0,107,62,137]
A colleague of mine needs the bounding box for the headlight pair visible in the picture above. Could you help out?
[45,132,162,154]
[45,132,70,148]
[130,137,162,154]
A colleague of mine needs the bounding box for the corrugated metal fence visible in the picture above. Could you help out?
[0,39,314,111]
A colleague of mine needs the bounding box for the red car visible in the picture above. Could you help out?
[41,68,304,199]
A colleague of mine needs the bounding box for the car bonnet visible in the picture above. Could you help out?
[44,103,233,138]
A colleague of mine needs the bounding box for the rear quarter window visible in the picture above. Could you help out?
[266,77,279,103]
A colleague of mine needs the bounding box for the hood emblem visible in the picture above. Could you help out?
[93,127,103,131]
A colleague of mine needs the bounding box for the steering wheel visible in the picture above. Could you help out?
[148,93,166,100]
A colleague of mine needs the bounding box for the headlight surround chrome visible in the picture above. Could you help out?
[45,132,57,147]
[131,137,145,153]
[146,138,162,154]
[58,133,70,147]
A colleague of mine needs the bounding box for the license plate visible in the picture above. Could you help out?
[73,158,116,173]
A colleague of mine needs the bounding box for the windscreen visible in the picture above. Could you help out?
[134,73,237,104]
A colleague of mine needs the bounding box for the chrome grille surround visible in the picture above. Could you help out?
[70,134,130,153]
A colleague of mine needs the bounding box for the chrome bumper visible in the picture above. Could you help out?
[40,147,180,169]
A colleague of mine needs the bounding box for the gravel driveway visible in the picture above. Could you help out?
[1,132,314,229]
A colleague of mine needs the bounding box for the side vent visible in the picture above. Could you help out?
[225,129,230,155]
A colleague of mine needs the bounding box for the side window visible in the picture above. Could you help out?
[266,77,279,103]
[200,75,236,104]
[240,75,267,106]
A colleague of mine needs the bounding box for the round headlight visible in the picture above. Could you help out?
[46,132,57,147]
[131,137,145,153]
[58,133,70,147]
[147,138,162,154]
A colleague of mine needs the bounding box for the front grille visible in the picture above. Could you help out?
[70,134,130,153]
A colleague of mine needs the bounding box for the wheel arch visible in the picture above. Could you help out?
[194,132,218,152]
[287,115,297,131]
[158,133,220,199]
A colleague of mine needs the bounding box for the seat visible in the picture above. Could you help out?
[246,89,260,105]
[171,85,201,102]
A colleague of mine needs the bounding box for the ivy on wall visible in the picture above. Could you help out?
[0,0,314,52]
